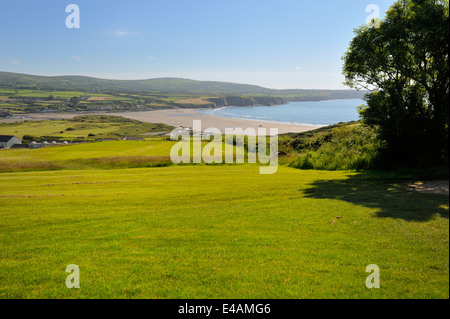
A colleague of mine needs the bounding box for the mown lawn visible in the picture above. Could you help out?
[0,165,448,298]
[0,138,248,172]
[0,140,175,163]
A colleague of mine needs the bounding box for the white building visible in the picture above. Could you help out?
[170,127,193,141]
[0,135,22,149]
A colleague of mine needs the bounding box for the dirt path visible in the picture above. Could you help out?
[407,180,449,195]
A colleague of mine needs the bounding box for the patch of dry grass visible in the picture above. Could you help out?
[174,98,210,105]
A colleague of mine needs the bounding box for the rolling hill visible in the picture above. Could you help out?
[0,71,366,101]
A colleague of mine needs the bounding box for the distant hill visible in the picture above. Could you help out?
[0,71,367,101]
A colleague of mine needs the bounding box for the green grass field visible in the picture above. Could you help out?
[0,116,174,142]
[0,140,174,162]
[0,140,176,172]
[0,161,448,298]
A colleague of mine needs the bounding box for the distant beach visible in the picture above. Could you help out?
[0,99,365,134]
[1,108,323,134]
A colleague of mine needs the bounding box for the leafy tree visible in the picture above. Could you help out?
[68,96,79,106]
[343,0,449,167]
[22,134,37,143]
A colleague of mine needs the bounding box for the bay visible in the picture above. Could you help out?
[199,99,365,126]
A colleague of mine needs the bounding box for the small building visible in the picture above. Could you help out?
[122,137,145,141]
[170,127,193,141]
[0,135,22,149]
[29,141,43,149]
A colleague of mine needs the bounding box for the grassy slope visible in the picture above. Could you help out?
[0,140,174,162]
[0,120,117,138]
[0,140,177,172]
[0,164,448,298]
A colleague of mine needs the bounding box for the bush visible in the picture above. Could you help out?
[289,124,382,170]
[22,134,37,143]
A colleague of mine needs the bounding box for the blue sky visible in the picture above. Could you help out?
[0,0,396,89]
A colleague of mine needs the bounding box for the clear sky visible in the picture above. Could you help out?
[0,0,396,89]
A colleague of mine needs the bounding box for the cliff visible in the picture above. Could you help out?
[207,96,286,107]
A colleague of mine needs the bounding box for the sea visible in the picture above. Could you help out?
[198,99,365,126]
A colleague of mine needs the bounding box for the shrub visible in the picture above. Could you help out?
[289,124,382,170]
[22,134,37,143]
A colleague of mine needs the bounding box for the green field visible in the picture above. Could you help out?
[0,87,217,114]
[0,138,448,298]
[0,140,177,172]
[0,115,174,142]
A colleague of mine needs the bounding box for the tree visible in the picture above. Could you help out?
[343,0,449,167]
[68,96,79,106]
[22,134,37,143]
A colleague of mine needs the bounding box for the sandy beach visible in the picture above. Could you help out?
[1,108,322,134]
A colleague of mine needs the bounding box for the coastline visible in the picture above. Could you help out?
[197,106,330,127]
[1,108,323,134]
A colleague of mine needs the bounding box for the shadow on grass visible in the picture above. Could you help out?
[303,172,449,222]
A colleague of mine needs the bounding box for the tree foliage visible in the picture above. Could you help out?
[343,0,449,168]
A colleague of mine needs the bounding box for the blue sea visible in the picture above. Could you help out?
[199,99,365,126]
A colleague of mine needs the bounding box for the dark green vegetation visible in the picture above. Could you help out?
[0,72,366,115]
[283,122,383,170]
[282,120,448,176]
[343,0,449,169]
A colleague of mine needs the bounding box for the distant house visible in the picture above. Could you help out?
[0,135,22,149]
[122,137,145,141]
[29,141,43,149]
[28,140,68,148]
[170,127,193,141]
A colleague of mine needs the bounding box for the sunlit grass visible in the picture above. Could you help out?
[0,165,448,298]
